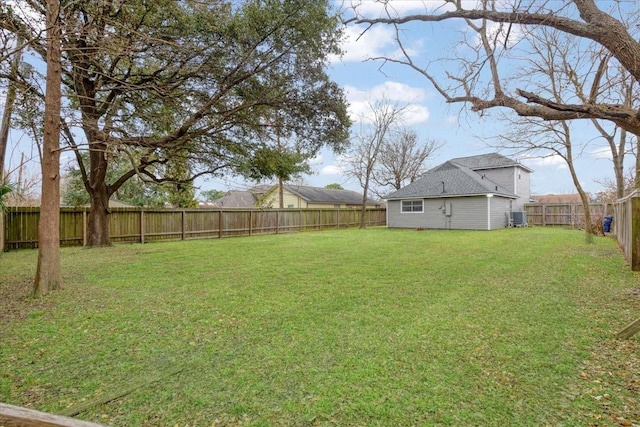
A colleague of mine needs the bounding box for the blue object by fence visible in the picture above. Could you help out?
[604,216,613,233]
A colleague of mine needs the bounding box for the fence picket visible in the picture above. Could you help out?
[524,203,612,227]
[3,207,387,251]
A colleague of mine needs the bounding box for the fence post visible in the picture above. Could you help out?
[82,209,87,247]
[218,210,223,239]
[249,210,253,236]
[276,210,279,234]
[631,197,640,271]
[0,211,4,252]
[181,210,186,241]
[140,210,145,244]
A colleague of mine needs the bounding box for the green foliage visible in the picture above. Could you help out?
[239,146,311,182]
[0,181,13,213]
[324,183,344,190]
[200,189,226,201]
[62,154,169,208]
[165,151,197,208]
[1,228,638,425]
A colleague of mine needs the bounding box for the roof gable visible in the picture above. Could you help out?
[450,153,533,172]
[384,160,517,200]
[214,191,258,208]
[285,185,378,205]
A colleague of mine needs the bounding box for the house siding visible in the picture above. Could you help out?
[388,196,503,230]
[261,190,306,208]
[261,189,375,209]
[513,166,530,211]
[307,202,342,209]
[489,196,513,229]
[480,165,529,212]
[481,167,514,192]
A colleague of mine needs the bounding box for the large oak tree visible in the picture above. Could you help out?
[2,0,350,246]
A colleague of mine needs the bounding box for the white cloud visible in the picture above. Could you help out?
[344,81,430,125]
[403,104,430,125]
[309,154,324,165]
[320,165,343,175]
[522,154,567,169]
[478,21,527,50]
[589,147,612,160]
[344,0,442,18]
[332,20,425,65]
[331,25,399,64]
[5,1,44,32]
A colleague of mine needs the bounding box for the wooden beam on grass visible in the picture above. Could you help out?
[0,402,108,427]
[58,366,183,418]
[616,317,640,339]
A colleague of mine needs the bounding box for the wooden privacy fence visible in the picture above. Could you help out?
[525,202,612,228]
[613,189,640,271]
[2,207,387,251]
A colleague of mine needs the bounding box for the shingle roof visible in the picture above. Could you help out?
[285,185,379,205]
[450,153,533,172]
[384,159,517,200]
[214,190,259,208]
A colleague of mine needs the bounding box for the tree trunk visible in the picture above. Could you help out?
[86,186,112,247]
[636,138,640,190]
[33,0,63,297]
[567,159,594,244]
[83,138,113,247]
[359,179,369,229]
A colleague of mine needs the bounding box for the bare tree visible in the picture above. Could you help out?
[587,62,639,199]
[33,0,63,297]
[373,129,440,197]
[344,1,640,198]
[501,118,596,241]
[490,25,611,242]
[594,169,637,204]
[0,36,21,183]
[342,100,407,228]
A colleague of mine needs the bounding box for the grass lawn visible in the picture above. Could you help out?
[1,227,639,426]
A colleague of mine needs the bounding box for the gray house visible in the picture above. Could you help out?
[384,153,533,230]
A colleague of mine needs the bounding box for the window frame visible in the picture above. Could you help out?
[401,199,424,213]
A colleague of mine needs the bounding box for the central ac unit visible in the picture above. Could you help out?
[511,211,527,227]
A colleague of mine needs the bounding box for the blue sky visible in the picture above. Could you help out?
[204,1,623,198]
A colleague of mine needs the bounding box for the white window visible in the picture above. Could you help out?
[401,200,423,213]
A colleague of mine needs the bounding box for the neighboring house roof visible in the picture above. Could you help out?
[532,193,583,204]
[384,154,519,200]
[283,185,380,206]
[213,190,259,208]
[108,199,135,208]
[450,152,534,172]
[249,184,273,194]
